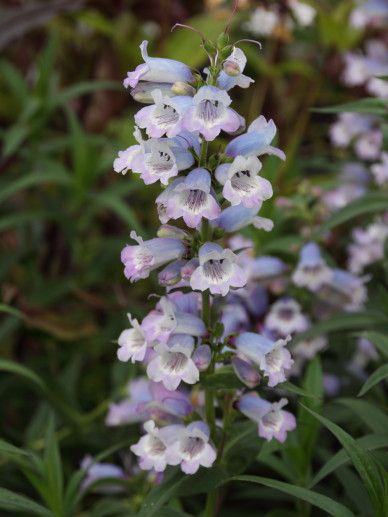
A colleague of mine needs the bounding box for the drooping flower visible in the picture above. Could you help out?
[264,298,309,337]
[141,296,206,344]
[183,85,243,141]
[292,242,333,291]
[232,356,261,388]
[106,377,154,426]
[117,313,149,363]
[318,269,367,311]
[190,242,248,296]
[215,155,273,208]
[147,334,199,391]
[218,47,254,91]
[130,420,182,472]
[238,393,296,443]
[121,231,186,282]
[225,115,285,160]
[236,332,293,386]
[80,456,126,493]
[124,40,193,89]
[130,81,176,104]
[166,421,217,474]
[156,168,220,228]
[135,89,193,138]
[249,256,288,282]
[214,204,274,233]
[192,344,211,371]
[131,137,194,185]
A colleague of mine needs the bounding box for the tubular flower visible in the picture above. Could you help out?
[190,242,248,296]
[183,85,243,141]
[215,155,273,207]
[225,115,285,160]
[124,40,193,89]
[117,313,149,363]
[292,242,333,291]
[218,47,254,91]
[121,231,186,282]
[264,298,310,337]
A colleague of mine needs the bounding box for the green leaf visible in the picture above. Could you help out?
[137,470,186,517]
[358,364,388,396]
[294,312,388,341]
[302,405,388,516]
[0,359,46,391]
[229,476,354,517]
[280,381,319,399]
[336,398,388,435]
[0,171,72,204]
[365,332,388,359]
[52,80,120,107]
[311,434,388,487]
[0,488,54,517]
[201,367,244,390]
[91,192,144,234]
[43,417,64,515]
[0,439,29,459]
[316,193,388,236]
[312,98,387,115]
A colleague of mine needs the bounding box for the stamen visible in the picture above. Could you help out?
[162,351,188,372]
[183,189,207,213]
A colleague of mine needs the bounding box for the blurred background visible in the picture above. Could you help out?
[1,0,384,512]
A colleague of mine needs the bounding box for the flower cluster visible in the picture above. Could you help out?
[111,33,298,477]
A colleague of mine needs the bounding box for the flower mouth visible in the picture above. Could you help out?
[153,104,179,128]
[181,436,205,459]
[161,351,188,373]
[262,411,280,432]
[147,435,167,457]
[231,169,257,193]
[277,308,296,321]
[134,247,154,270]
[203,258,231,284]
[197,99,224,126]
[265,349,283,371]
[302,264,325,275]
[129,331,145,349]
[180,189,207,214]
[146,150,175,175]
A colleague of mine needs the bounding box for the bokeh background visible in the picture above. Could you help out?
[1,0,386,514]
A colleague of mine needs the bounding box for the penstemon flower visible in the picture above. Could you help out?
[112,25,297,506]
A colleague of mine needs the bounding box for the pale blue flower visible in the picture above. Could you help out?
[217,47,254,91]
[214,204,273,232]
[292,242,333,291]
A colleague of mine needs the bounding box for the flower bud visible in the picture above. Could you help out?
[158,260,185,287]
[192,344,211,371]
[181,258,199,280]
[171,81,196,96]
[223,60,240,77]
[157,224,189,240]
[232,357,260,388]
[130,82,174,104]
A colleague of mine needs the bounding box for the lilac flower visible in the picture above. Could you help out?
[250,256,287,282]
[292,242,333,291]
[236,332,293,386]
[166,421,216,474]
[147,335,199,391]
[323,373,341,397]
[348,219,388,274]
[121,231,186,282]
[113,127,143,174]
[158,260,186,287]
[292,335,327,360]
[130,420,182,472]
[135,89,193,138]
[183,85,243,141]
[329,113,374,148]
[80,456,126,493]
[238,393,296,443]
[192,344,211,371]
[221,303,249,337]
[218,47,254,91]
[141,296,206,344]
[264,298,309,337]
[117,313,149,363]
[157,168,220,228]
[131,137,194,185]
[225,116,285,160]
[232,356,261,388]
[349,337,378,378]
[371,152,388,185]
[350,0,388,28]
[215,155,273,207]
[138,381,193,421]
[130,82,176,104]
[190,242,247,296]
[106,377,153,426]
[318,269,367,311]
[354,128,383,160]
[123,41,193,89]
[214,204,274,233]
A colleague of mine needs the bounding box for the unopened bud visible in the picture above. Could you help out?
[181,258,199,280]
[158,260,185,286]
[232,357,260,388]
[157,224,189,240]
[223,60,240,77]
[130,82,174,104]
[193,344,211,371]
[171,81,196,96]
